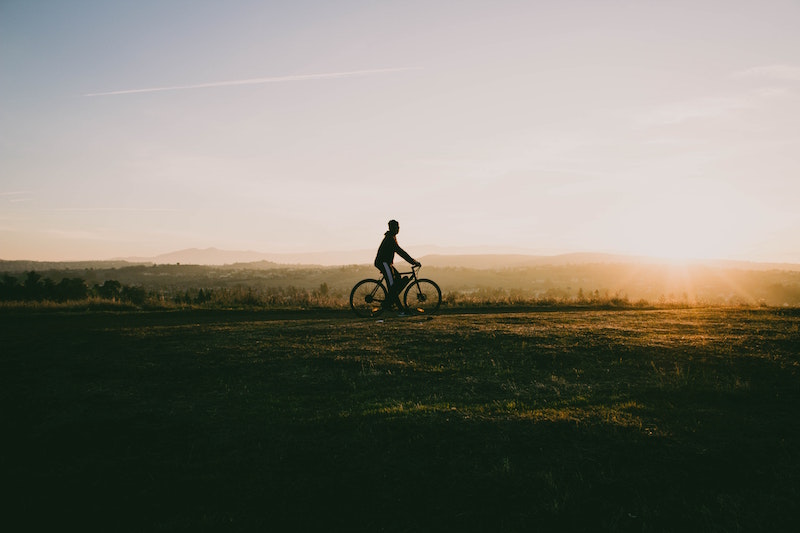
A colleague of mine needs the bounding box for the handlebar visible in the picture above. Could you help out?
[398,263,422,276]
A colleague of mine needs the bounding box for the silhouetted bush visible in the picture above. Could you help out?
[23,271,45,301]
[54,278,89,301]
[121,285,146,305]
[0,274,22,301]
[3,265,797,310]
[94,279,122,300]
[0,272,145,306]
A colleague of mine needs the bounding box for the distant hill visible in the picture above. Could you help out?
[0,259,145,271]
[4,247,799,272]
[117,247,374,266]
[418,253,646,269]
[131,248,274,265]
[3,251,800,306]
[117,249,654,268]
[418,253,800,271]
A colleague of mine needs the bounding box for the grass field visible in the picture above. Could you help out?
[3,307,799,532]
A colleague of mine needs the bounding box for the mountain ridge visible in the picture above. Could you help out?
[3,246,796,272]
[126,247,800,271]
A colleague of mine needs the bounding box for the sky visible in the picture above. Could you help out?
[2,0,799,263]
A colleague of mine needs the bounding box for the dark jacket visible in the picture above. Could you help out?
[375,231,415,268]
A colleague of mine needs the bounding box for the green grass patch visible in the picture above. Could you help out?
[2,308,799,531]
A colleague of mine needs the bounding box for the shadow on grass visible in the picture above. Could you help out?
[7,394,799,532]
[3,308,799,532]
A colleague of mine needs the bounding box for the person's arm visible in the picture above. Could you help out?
[395,240,419,265]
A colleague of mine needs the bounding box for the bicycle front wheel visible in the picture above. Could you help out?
[403,279,442,315]
[350,279,387,318]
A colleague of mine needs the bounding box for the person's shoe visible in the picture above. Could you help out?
[396,311,408,317]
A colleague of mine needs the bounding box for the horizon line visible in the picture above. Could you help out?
[2,249,798,267]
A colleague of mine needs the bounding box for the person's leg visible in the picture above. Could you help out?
[389,265,405,311]
[380,262,404,311]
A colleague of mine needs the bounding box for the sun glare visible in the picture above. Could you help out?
[621,197,739,262]
[638,223,717,261]
[620,181,759,261]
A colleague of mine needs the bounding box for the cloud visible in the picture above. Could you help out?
[633,65,800,127]
[733,64,800,82]
[1,191,33,204]
[636,96,750,126]
[43,228,110,241]
[84,67,418,96]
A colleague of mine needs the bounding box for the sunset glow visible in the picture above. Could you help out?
[2,1,799,263]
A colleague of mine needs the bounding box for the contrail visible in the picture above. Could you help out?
[85,67,417,96]
[50,207,180,212]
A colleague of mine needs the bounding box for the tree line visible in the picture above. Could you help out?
[0,272,146,304]
[0,271,334,308]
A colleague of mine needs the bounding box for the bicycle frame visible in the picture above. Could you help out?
[350,264,441,317]
[373,264,421,297]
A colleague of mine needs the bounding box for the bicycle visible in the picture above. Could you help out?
[350,264,442,318]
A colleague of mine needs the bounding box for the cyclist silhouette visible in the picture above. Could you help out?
[374,219,420,314]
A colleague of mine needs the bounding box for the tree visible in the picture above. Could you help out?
[121,285,146,305]
[95,280,122,300]
[0,274,21,301]
[55,278,88,301]
[23,271,44,300]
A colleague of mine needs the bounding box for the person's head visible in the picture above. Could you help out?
[388,219,399,234]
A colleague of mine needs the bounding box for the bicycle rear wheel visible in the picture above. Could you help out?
[403,279,442,315]
[350,279,387,317]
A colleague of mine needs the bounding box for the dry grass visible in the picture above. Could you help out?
[2,307,799,531]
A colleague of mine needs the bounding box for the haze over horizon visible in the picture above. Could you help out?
[2,1,799,264]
